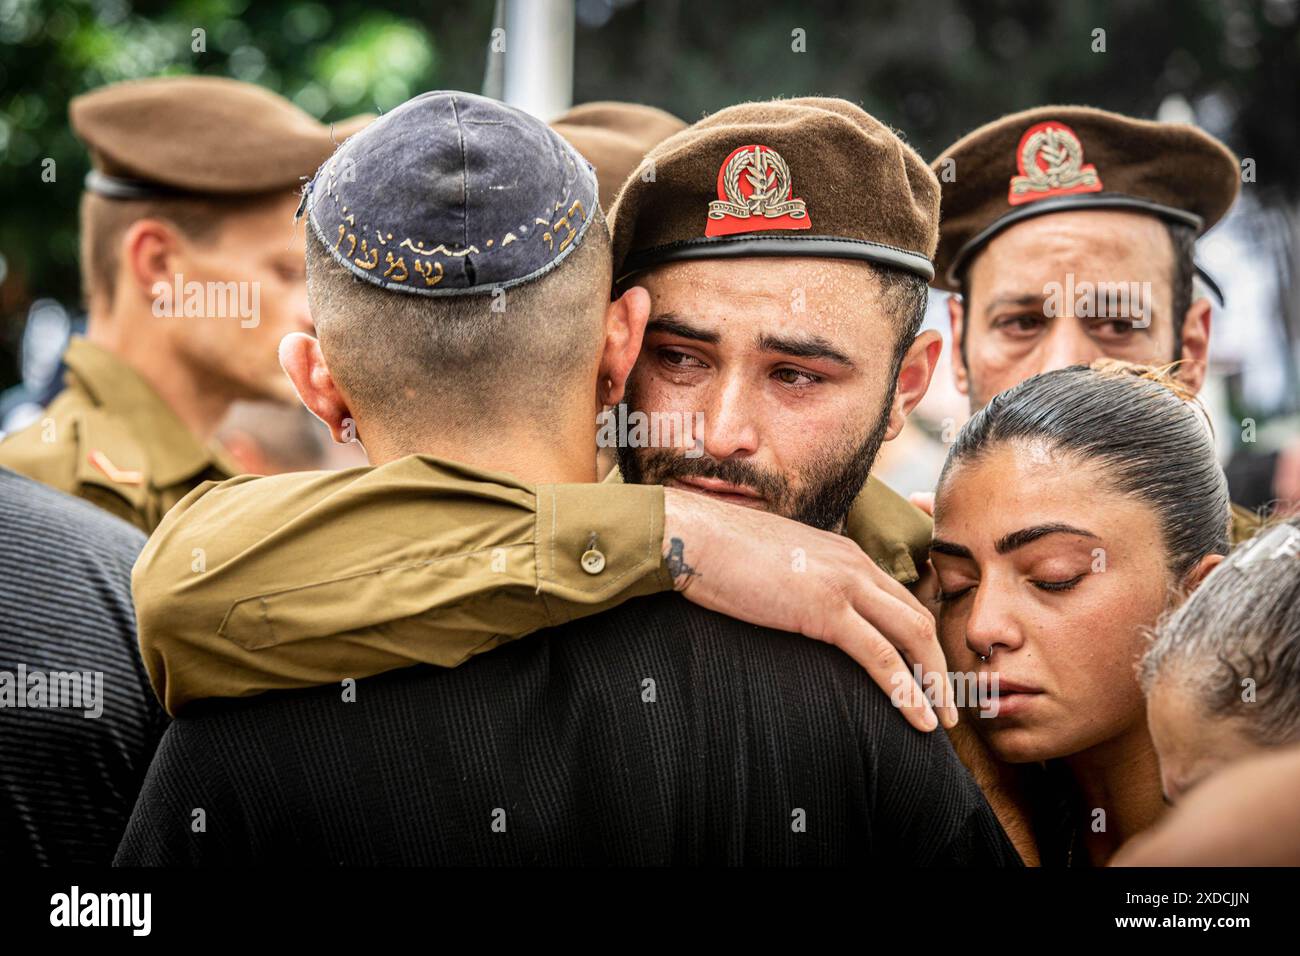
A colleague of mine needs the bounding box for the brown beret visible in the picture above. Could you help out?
[550,101,686,210]
[326,112,376,142]
[609,97,940,284]
[932,105,1240,291]
[70,76,370,199]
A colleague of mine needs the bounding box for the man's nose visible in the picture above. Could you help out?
[1035,318,1102,375]
[700,373,760,461]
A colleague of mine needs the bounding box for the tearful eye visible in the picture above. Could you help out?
[660,349,707,370]
[773,367,820,387]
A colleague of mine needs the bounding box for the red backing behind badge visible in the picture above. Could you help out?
[704,144,812,237]
[1007,121,1103,206]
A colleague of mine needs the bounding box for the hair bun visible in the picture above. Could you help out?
[1089,358,1199,404]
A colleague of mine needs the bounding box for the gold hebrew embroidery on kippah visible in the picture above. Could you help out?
[413,259,444,286]
[354,239,379,270]
[543,199,589,252]
[334,225,358,260]
[398,238,480,258]
[318,169,591,287]
[383,253,408,281]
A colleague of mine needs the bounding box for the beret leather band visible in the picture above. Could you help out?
[945,189,1225,303]
[1195,265,1226,305]
[932,106,1240,308]
[945,191,1204,285]
[618,234,936,286]
[84,170,198,201]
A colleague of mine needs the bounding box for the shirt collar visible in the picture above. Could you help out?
[62,337,235,486]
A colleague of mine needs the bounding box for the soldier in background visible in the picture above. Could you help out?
[550,101,686,211]
[929,105,1259,540]
[0,76,368,531]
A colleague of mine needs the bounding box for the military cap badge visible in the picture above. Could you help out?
[1008,121,1103,206]
[705,145,811,237]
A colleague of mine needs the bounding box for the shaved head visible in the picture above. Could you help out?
[306,214,613,441]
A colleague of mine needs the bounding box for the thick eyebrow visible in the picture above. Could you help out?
[930,539,974,560]
[995,523,1098,555]
[645,314,720,344]
[981,292,1044,316]
[755,331,855,368]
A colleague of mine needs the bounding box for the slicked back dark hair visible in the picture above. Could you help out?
[939,361,1230,581]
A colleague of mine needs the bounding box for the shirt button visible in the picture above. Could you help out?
[581,549,607,575]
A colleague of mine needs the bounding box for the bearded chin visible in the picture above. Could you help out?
[784,410,890,532]
[615,393,894,534]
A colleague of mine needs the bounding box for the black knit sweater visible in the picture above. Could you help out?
[116,593,1020,866]
[1,467,167,865]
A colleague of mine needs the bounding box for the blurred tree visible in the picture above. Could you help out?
[0,0,494,388]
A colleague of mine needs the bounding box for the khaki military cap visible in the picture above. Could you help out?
[609,97,940,284]
[933,105,1240,291]
[70,75,372,199]
[550,101,687,210]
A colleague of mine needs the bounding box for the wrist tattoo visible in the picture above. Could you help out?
[665,536,698,589]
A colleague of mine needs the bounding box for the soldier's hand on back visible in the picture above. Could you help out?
[662,487,955,732]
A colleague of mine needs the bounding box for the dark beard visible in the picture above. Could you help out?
[615,391,894,533]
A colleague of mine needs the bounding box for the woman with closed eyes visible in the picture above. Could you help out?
[927,360,1232,865]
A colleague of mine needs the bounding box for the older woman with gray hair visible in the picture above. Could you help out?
[1139,516,1300,804]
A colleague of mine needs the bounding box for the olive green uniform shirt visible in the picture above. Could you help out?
[133,458,931,714]
[0,338,238,533]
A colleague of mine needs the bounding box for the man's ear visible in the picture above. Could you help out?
[884,329,942,441]
[278,332,356,443]
[1183,551,1225,593]
[1176,297,1212,396]
[598,285,650,407]
[948,294,971,397]
[121,218,185,308]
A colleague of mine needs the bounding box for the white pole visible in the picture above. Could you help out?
[501,0,574,121]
